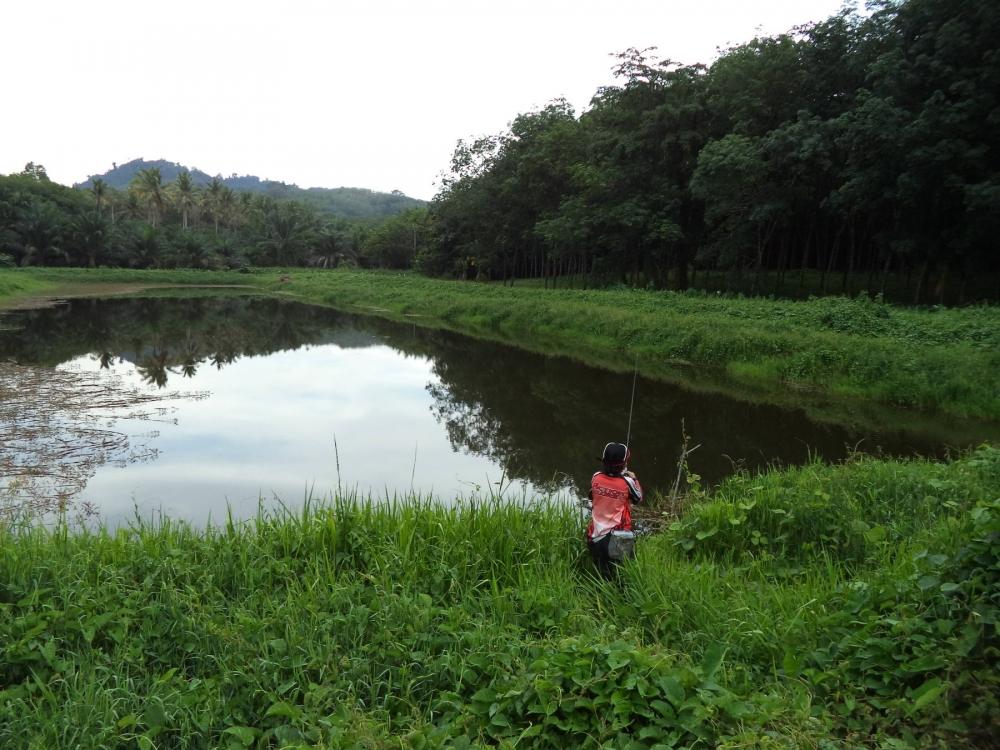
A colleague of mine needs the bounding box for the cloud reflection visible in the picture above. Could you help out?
[77,343,544,524]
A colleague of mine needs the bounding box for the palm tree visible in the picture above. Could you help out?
[218,186,236,230]
[258,203,316,265]
[132,225,160,268]
[17,202,66,265]
[91,178,107,217]
[202,177,224,235]
[72,212,109,267]
[171,171,197,231]
[236,191,254,227]
[131,168,165,227]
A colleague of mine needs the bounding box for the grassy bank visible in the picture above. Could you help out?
[1,267,999,422]
[1,448,997,748]
[0,271,61,310]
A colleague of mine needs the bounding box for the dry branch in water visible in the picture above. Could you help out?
[0,360,206,522]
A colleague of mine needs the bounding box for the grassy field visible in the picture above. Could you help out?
[1,448,997,748]
[2,266,997,423]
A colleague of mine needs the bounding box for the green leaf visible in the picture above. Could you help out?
[157,667,178,684]
[223,726,259,746]
[143,699,167,729]
[863,525,887,543]
[518,724,543,739]
[782,651,800,675]
[700,643,726,681]
[917,575,940,591]
[471,688,496,705]
[911,678,945,712]
[265,701,301,720]
[116,713,138,729]
[650,699,675,720]
[607,651,631,670]
[657,675,685,706]
[907,655,946,672]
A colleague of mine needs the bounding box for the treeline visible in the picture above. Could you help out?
[77,158,425,219]
[422,0,1000,303]
[0,164,430,271]
[5,0,997,304]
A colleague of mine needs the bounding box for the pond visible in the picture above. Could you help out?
[1,293,994,525]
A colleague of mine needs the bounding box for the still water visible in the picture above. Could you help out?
[1,294,993,524]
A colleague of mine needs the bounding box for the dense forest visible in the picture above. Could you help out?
[2,0,997,303]
[424,0,1000,303]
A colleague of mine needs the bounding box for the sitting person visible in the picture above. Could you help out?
[586,441,642,578]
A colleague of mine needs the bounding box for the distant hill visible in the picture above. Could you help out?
[75,158,425,219]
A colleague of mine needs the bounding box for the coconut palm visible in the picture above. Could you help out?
[218,186,236,230]
[90,178,107,217]
[202,177,224,235]
[130,168,165,227]
[171,171,197,231]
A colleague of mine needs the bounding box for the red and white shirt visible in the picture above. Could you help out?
[587,471,642,541]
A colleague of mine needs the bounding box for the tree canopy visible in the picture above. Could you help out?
[423,0,1000,303]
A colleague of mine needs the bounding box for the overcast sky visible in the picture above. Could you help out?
[2,0,848,199]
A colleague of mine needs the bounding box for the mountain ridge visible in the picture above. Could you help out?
[75,158,425,219]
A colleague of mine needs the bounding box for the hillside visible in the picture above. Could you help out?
[75,158,425,219]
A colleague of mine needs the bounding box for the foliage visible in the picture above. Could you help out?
[0,449,996,747]
[0,170,428,273]
[424,0,1000,303]
[76,158,425,219]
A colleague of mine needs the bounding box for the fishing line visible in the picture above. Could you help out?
[625,355,639,451]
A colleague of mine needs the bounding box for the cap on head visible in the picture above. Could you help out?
[601,442,629,471]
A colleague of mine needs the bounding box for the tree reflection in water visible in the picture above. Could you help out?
[0,294,987,505]
[0,361,205,522]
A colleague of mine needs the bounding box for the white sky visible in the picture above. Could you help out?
[2,0,848,200]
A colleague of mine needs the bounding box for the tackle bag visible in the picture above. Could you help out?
[607,530,636,561]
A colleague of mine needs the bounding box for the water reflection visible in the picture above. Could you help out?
[0,294,995,520]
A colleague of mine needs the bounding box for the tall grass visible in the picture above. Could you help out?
[1,449,997,747]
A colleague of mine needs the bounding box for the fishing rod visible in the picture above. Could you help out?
[624,355,639,455]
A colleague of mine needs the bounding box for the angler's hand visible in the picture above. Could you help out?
[624,470,636,479]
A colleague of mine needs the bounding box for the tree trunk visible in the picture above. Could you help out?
[798,224,814,294]
[913,260,930,305]
[934,265,949,305]
[841,220,855,294]
[821,224,845,295]
[675,252,689,291]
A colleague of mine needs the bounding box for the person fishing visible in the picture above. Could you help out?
[586,441,642,578]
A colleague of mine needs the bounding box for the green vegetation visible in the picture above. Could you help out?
[1,267,998,423]
[0,167,430,272]
[0,272,56,308]
[77,159,425,219]
[1,447,996,747]
[425,0,1000,304]
[282,271,1000,420]
[5,0,997,305]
